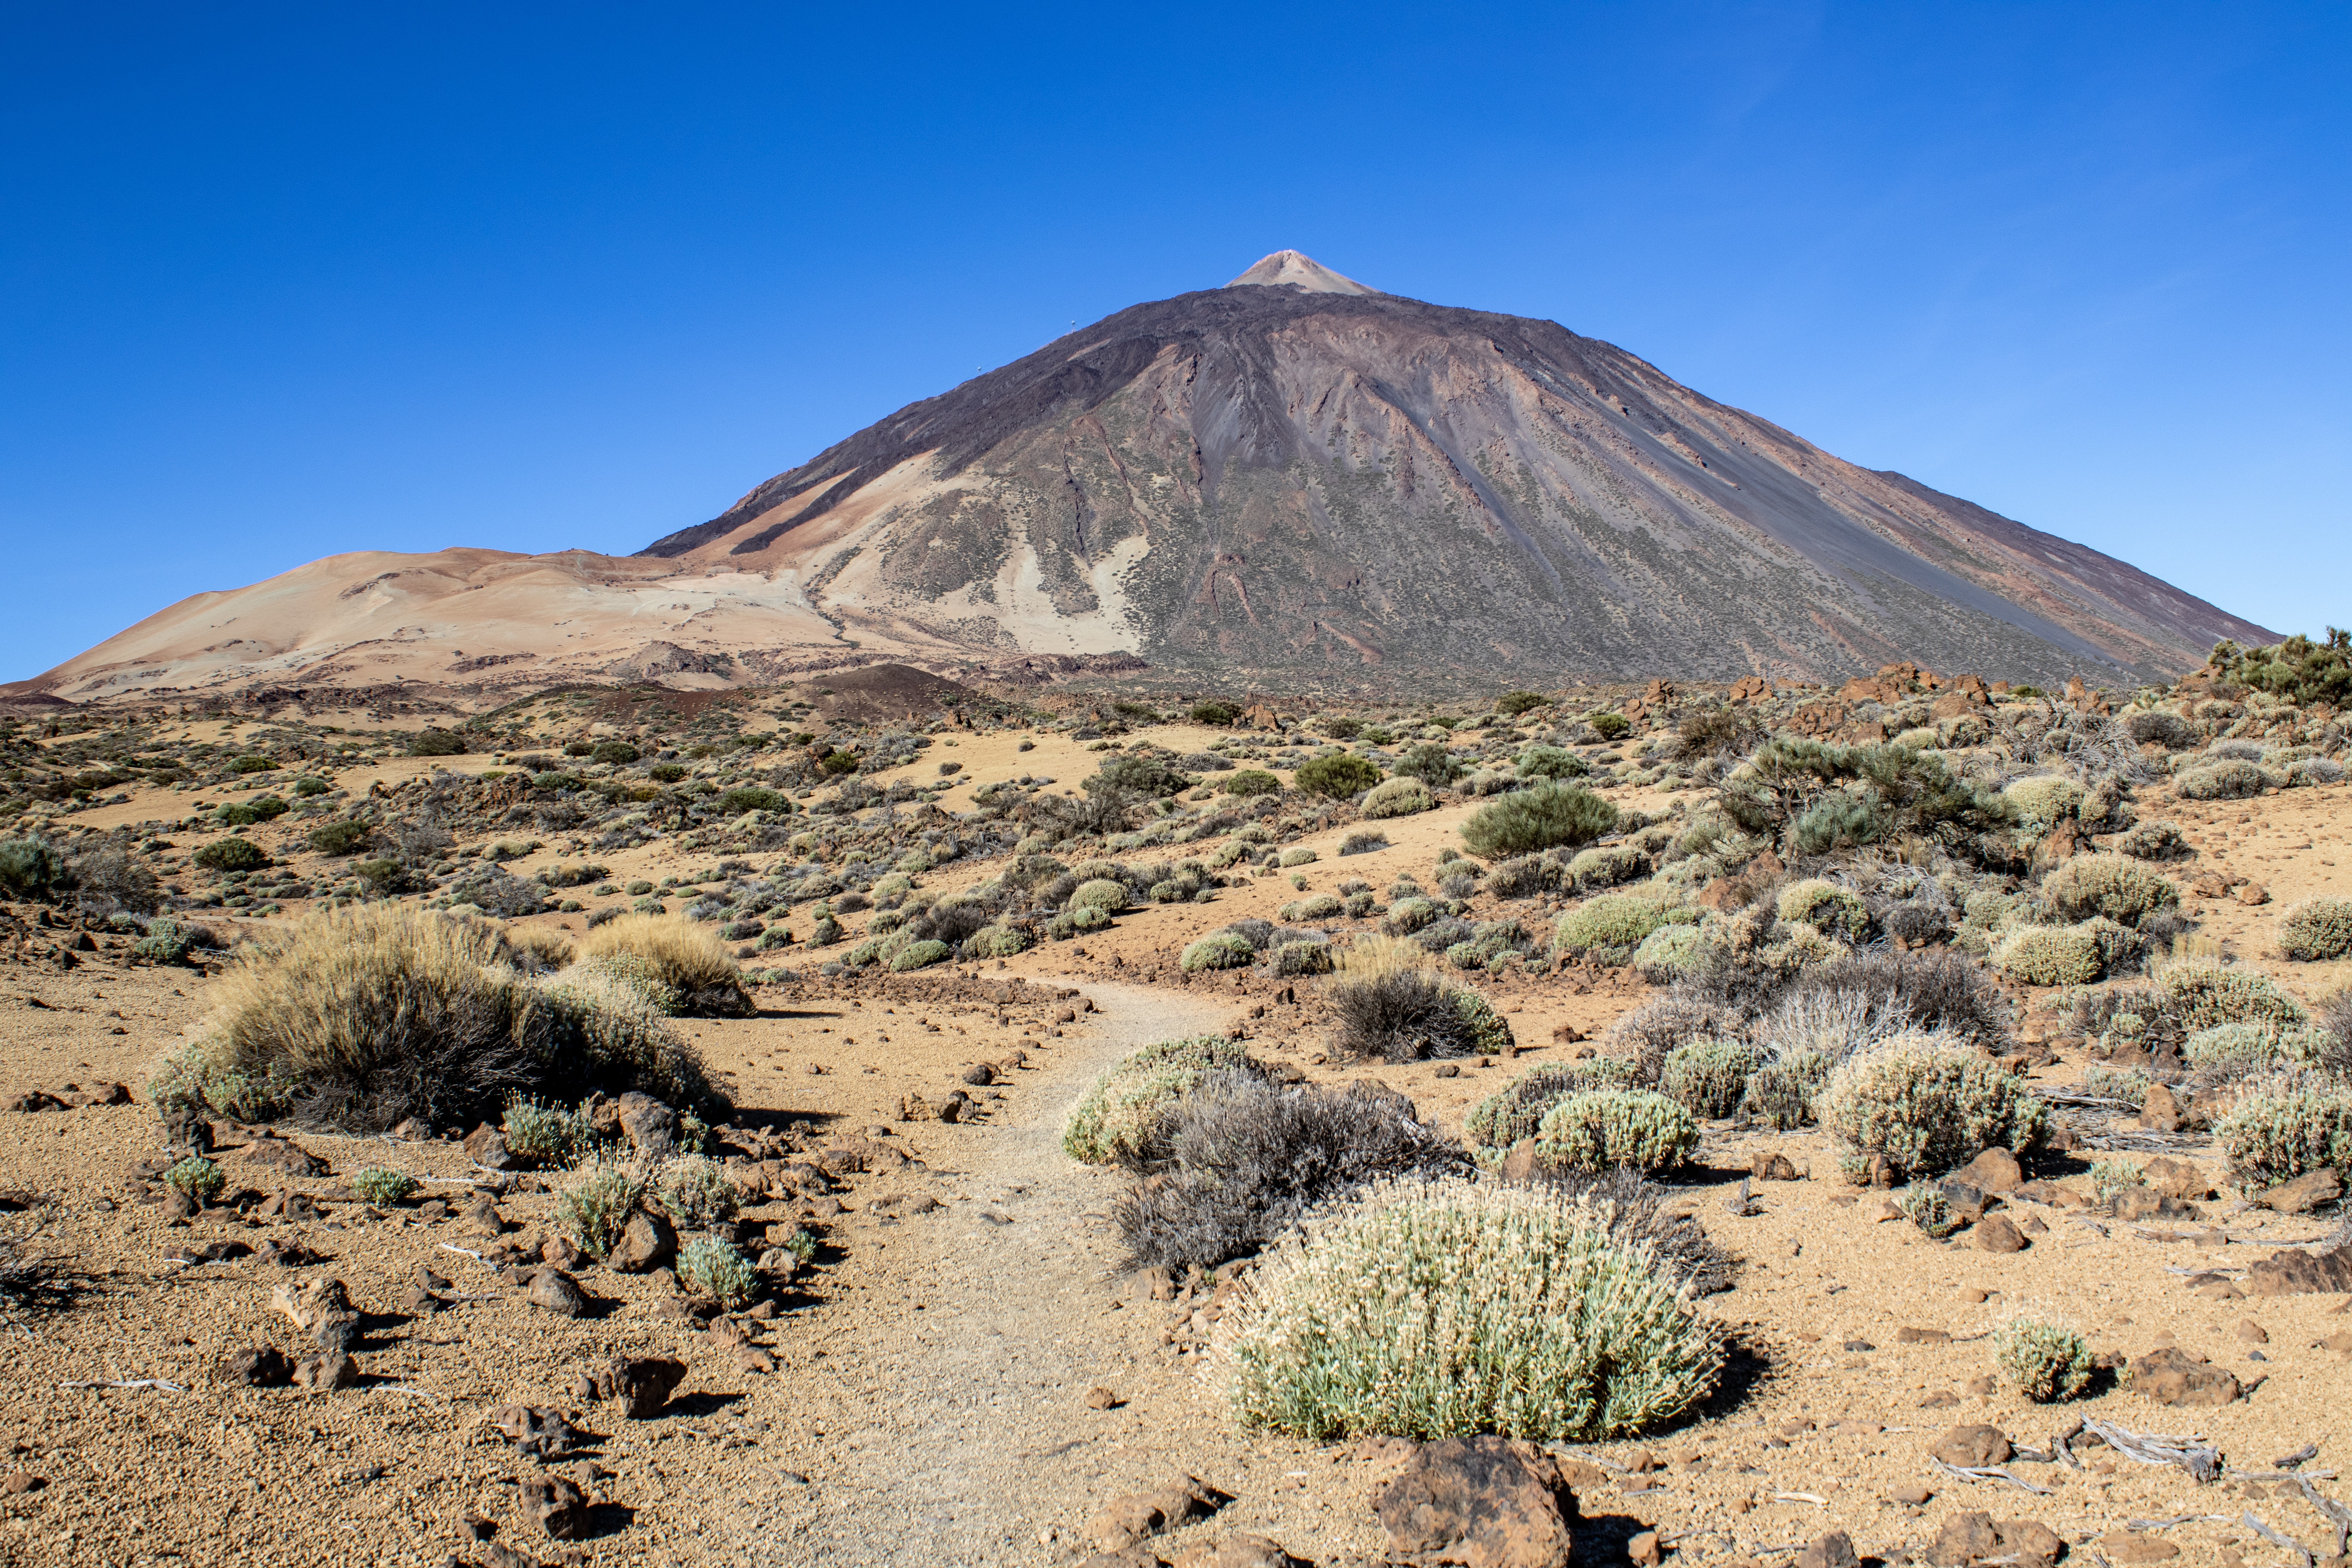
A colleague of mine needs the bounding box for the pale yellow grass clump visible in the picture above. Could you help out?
[578,914,747,1013]
[1332,933,1434,980]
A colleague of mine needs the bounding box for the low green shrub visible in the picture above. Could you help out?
[592,740,641,765]
[1293,755,1383,800]
[1224,769,1282,797]
[1497,691,1553,717]
[1063,1036,1258,1165]
[2183,1023,2317,1076]
[1587,712,1633,741]
[1568,844,1649,887]
[1896,1180,1960,1238]
[1514,745,1588,780]
[1657,1038,1767,1119]
[1990,919,2133,985]
[1532,1089,1701,1172]
[1189,700,1242,726]
[0,836,61,897]
[965,923,1032,958]
[2156,959,2309,1033]
[1180,932,1256,973]
[676,1236,759,1308]
[889,938,951,971]
[307,820,372,856]
[1996,1318,2095,1401]
[1463,1063,1590,1159]
[2176,759,2267,800]
[2004,775,2087,831]
[1460,784,1618,858]
[1555,893,1688,964]
[1067,878,1128,915]
[657,1154,740,1229]
[352,1167,419,1205]
[503,1096,598,1166]
[555,1157,651,1259]
[1359,778,1432,818]
[163,1156,225,1202]
[1631,922,1710,982]
[2214,1083,2352,1187]
[2040,854,2178,927]
[292,776,329,797]
[1816,1036,2046,1179]
[131,915,203,965]
[718,786,791,815]
[1741,1049,1831,1130]
[1224,1180,1722,1440]
[1775,878,1869,942]
[194,837,270,872]
[2279,897,2352,962]
[408,729,468,757]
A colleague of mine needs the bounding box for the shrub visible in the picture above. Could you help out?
[2154,958,2309,1034]
[1460,784,1619,858]
[1113,1075,1462,1270]
[1555,893,1686,964]
[1532,1090,1701,1172]
[503,1096,598,1166]
[2280,898,2352,962]
[1330,969,1512,1061]
[1788,793,1883,856]
[1224,769,1282,797]
[1776,951,2013,1054]
[1464,1063,1592,1160]
[2079,1064,2152,1109]
[2089,1156,2147,1203]
[1497,691,1553,717]
[307,820,372,856]
[888,938,951,971]
[1995,1319,2096,1402]
[2177,759,2267,800]
[1815,1036,2047,1179]
[2123,710,2201,750]
[407,728,467,757]
[1587,712,1633,741]
[592,740,641,765]
[1777,879,1870,943]
[965,923,1032,959]
[1657,1038,1767,1119]
[556,1157,651,1259]
[1224,1180,1723,1441]
[1991,920,2132,986]
[1568,844,1648,887]
[1896,1180,1960,1238]
[1394,743,1465,787]
[131,915,206,965]
[194,837,270,873]
[1180,933,1256,973]
[1514,746,1588,781]
[1741,1049,1830,1130]
[1322,717,1364,740]
[291,776,328,797]
[1189,700,1243,726]
[2116,821,2192,861]
[1088,753,1191,799]
[163,1156,225,1203]
[718,786,791,815]
[532,964,718,1112]
[1384,896,1440,935]
[213,797,287,826]
[1293,755,1382,800]
[2182,1023,2311,1077]
[578,914,749,1015]
[2214,1084,2352,1187]
[0,836,62,897]
[2004,775,2087,831]
[1359,778,1433,818]
[2041,855,2178,927]
[1631,922,1711,983]
[352,1168,419,1205]
[657,1154,740,1229]
[1068,878,1128,914]
[1277,847,1318,867]
[1719,737,2013,849]
[676,1236,759,1308]
[229,755,278,774]
[1063,1036,1261,1165]
[1339,829,1388,856]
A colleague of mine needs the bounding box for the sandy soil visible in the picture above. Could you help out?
[3,756,2350,1568]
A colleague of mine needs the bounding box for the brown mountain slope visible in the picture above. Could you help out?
[643,253,2270,686]
[18,253,2270,704]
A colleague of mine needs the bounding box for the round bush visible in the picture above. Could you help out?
[194,837,270,872]
[556,1158,650,1258]
[307,820,372,856]
[1278,847,1319,867]
[718,786,791,815]
[2177,759,2268,800]
[1359,777,1433,819]
[1293,755,1383,800]
[1657,1038,1767,1119]
[1514,745,1588,781]
[592,740,642,766]
[1063,1036,1259,1165]
[2216,1084,2352,1187]
[1990,920,2131,985]
[0,836,62,897]
[1568,844,1649,887]
[1816,1036,2047,1179]
[1777,878,1870,943]
[965,923,1032,959]
[1497,691,1553,717]
[1181,933,1256,973]
[2123,710,2201,750]
[1996,1319,2095,1402]
[1631,923,1710,983]
[676,1236,759,1309]
[2040,854,2178,927]
[888,938,951,971]
[1068,878,1129,914]
[352,1167,419,1205]
[1587,713,1632,741]
[1223,769,1282,797]
[2004,776,2087,830]
[1224,1180,1723,1441]
[2279,897,2352,962]
[1460,784,1619,859]
[2183,1022,2318,1076]
[1555,894,1686,964]
[2157,959,2309,1033]
[1532,1089,1701,1172]
[1189,700,1242,726]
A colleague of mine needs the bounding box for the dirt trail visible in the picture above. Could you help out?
[720,978,1236,1567]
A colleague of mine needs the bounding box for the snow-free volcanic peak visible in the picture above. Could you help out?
[1224,250,1378,295]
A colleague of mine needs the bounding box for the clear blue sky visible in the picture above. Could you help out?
[4,2,2346,681]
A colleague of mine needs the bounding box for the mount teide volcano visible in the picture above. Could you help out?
[20,253,2270,703]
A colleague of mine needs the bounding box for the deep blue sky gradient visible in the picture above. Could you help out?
[4,2,2346,679]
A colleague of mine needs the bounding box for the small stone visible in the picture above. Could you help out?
[540,1234,584,1270]
[2249,1239,2352,1295]
[462,1123,514,1170]
[1956,1147,2024,1192]
[460,1195,506,1235]
[2259,1167,2341,1214]
[961,1063,995,1086]
[1373,1437,1572,1568]
[2097,1532,2180,1563]
[523,1470,590,1540]
[1896,1327,1951,1345]
[615,1092,679,1157]
[2237,882,2270,906]
[1751,1151,1801,1181]
[584,1355,686,1419]
[1842,1339,1875,1353]
[0,1474,45,1495]
[1433,1063,1461,1078]
[1085,1386,1121,1409]
[1628,1530,1662,1566]
[1795,1531,1859,1568]
[527,1269,589,1318]
[1085,1477,1227,1552]
[734,1346,776,1374]
[2234,1319,2269,1344]
[1889,1483,1932,1506]
[607,1209,675,1274]
[1929,1424,2012,1466]
[240,1133,327,1177]
[218,1346,292,1387]
[1976,1214,2027,1253]
[1962,1374,1996,1396]
[2140,1083,2183,1132]
[2128,1346,2240,1406]
[292,1352,358,1391]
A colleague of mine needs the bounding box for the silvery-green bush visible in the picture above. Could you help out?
[1223,1180,1723,1441]
[1816,1035,2046,1179]
[2039,854,2178,927]
[1063,1036,1257,1165]
[1532,1089,1701,1172]
[1776,878,1870,943]
[1996,1319,2095,1402]
[2279,897,2352,962]
[2214,1083,2352,1187]
[1657,1038,1767,1119]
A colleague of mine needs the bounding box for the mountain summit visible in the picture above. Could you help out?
[20,258,2272,702]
